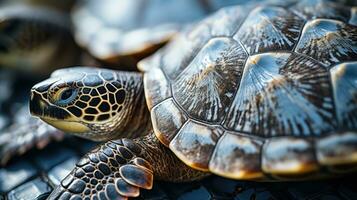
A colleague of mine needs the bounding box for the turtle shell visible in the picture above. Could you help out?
[139,0,357,180]
[0,4,80,75]
[71,0,263,66]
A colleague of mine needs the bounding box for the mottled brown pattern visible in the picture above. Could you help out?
[201,5,252,37]
[295,19,357,67]
[262,137,318,174]
[140,1,357,181]
[331,62,357,129]
[170,120,223,170]
[157,3,251,80]
[233,6,304,55]
[317,132,357,166]
[160,24,212,80]
[26,3,357,199]
[151,98,188,146]
[224,53,336,136]
[143,67,171,110]
[292,0,351,22]
[173,37,247,122]
[209,132,263,179]
[136,133,209,182]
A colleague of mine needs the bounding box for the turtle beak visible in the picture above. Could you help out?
[29,88,91,134]
[29,90,71,120]
[29,91,45,116]
[29,76,67,119]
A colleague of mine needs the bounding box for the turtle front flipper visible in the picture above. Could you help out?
[0,112,63,165]
[48,139,153,199]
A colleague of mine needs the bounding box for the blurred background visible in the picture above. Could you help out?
[0,0,356,199]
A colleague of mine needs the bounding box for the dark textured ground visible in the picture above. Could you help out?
[0,136,357,200]
[0,72,357,200]
[0,137,357,200]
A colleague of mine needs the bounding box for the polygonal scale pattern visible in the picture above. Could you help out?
[200,5,253,37]
[295,19,357,67]
[173,37,247,122]
[143,66,171,110]
[151,98,188,146]
[160,4,252,80]
[331,62,357,129]
[223,52,336,137]
[140,2,357,178]
[170,120,223,170]
[233,6,304,55]
[261,137,317,174]
[75,75,125,122]
[76,82,125,122]
[49,68,128,123]
[48,139,153,199]
[209,132,263,179]
[160,24,212,80]
[291,0,351,22]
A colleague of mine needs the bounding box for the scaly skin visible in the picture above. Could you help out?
[30,67,208,199]
[135,133,209,182]
[48,134,209,199]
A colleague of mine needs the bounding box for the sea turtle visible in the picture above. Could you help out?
[0,0,267,165]
[71,0,262,69]
[0,3,80,75]
[26,0,357,199]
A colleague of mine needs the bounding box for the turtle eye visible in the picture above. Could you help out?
[56,88,77,106]
[61,89,74,100]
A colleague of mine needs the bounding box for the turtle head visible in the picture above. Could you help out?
[30,67,145,141]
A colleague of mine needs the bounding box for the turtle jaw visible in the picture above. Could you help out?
[29,90,90,134]
[40,117,90,133]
